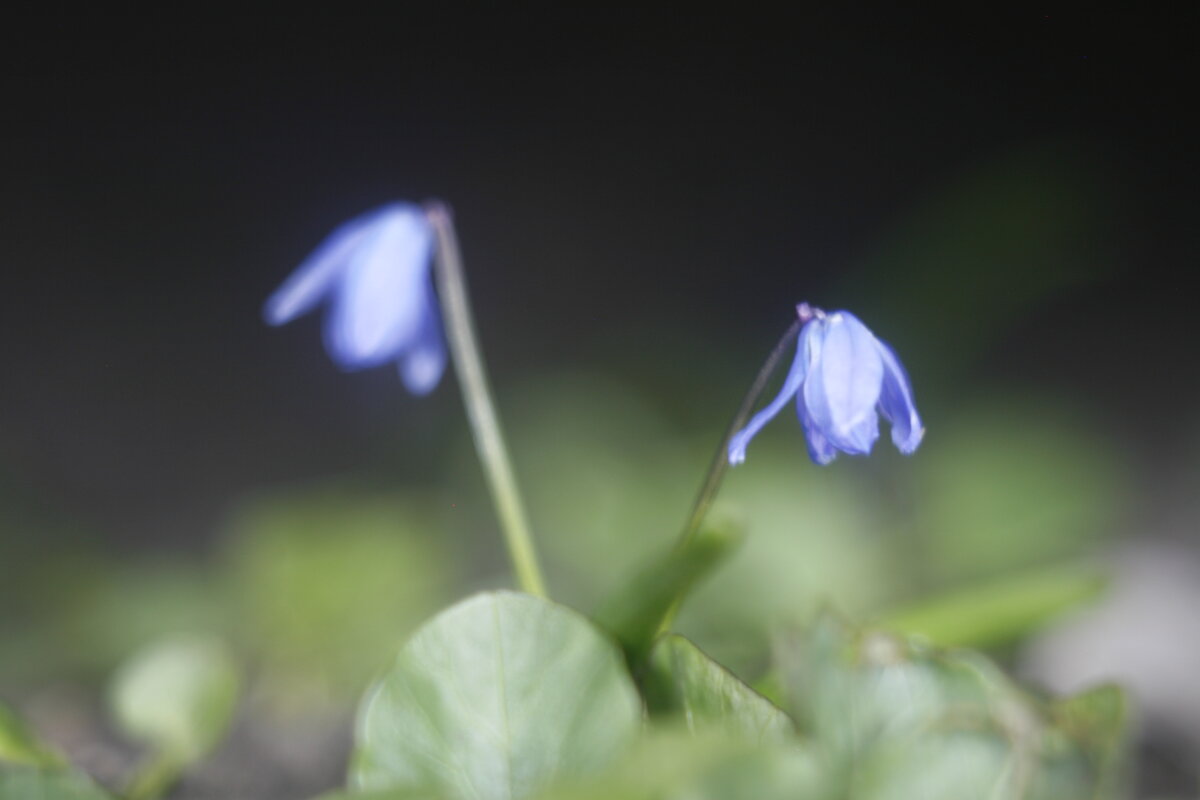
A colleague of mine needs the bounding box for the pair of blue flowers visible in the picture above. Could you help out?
[264,204,924,464]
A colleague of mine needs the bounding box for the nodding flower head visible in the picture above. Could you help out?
[728,303,924,466]
[263,202,445,395]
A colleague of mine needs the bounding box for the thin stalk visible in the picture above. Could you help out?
[123,751,182,800]
[659,317,803,629]
[426,202,547,598]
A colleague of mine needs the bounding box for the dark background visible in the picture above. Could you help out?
[1,8,1195,578]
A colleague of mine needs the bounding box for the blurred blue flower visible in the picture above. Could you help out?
[728,303,924,465]
[263,202,445,394]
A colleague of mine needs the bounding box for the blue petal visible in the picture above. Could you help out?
[802,311,883,454]
[874,337,924,454]
[262,209,377,326]
[323,206,435,368]
[727,322,815,465]
[798,395,839,465]
[399,280,447,395]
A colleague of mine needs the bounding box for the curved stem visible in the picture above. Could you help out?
[426,202,548,598]
[659,317,802,629]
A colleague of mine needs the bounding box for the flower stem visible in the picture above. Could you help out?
[426,202,548,598]
[659,317,803,629]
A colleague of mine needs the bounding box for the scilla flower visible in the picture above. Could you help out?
[728,303,924,466]
[263,202,445,394]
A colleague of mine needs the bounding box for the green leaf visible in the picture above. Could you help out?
[593,519,743,667]
[0,702,62,768]
[352,591,642,800]
[532,728,831,800]
[312,790,447,800]
[1050,684,1130,796]
[108,633,240,764]
[878,562,1108,649]
[0,767,113,800]
[773,612,1131,800]
[643,635,793,744]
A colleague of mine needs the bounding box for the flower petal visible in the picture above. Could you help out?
[874,337,924,454]
[727,322,814,465]
[262,209,377,326]
[797,394,839,465]
[802,311,883,454]
[324,205,435,368]
[399,281,447,395]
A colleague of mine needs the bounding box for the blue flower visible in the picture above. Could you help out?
[263,202,446,395]
[728,303,924,465]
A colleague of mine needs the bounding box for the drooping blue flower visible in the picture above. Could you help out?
[728,303,924,466]
[263,202,446,395]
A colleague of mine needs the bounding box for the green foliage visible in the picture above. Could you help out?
[502,374,698,608]
[0,702,61,769]
[913,403,1125,582]
[1,704,111,798]
[773,612,1129,800]
[352,592,642,800]
[879,562,1108,649]
[223,487,455,704]
[534,729,829,800]
[108,634,240,764]
[0,767,114,800]
[642,635,792,744]
[680,446,900,671]
[593,519,743,668]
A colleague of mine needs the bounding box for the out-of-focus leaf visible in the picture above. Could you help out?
[678,443,901,674]
[773,612,1130,800]
[502,374,699,609]
[642,635,792,743]
[55,560,230,675]
[108,634,240,764]
[223,487,454,704]
[879,562,1108,649]
[914,402,1125,583]
[593,520,742,667]
[0,702,61,768]
[1050,684,1130,797]
[353,591,641,800]
[533,728,831,800]
[312,790,446,800]
[0,767,113,799]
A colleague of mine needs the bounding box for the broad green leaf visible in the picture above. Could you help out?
[313,790,446,800]
[593,520,743,667]
[643,635,792,743]
[108,634,240,763]
[879,562,1108,649]
[850,733,1015,800]
[534,728,831,800]
[774,613,1131,800]
[0,767,113,800]
[353,591,642,800]
[0,703,61,768]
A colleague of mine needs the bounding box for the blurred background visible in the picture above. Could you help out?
[1,8,1196,798]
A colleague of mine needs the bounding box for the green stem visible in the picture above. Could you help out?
[426,202,548,598]
[660,317,803,629]
[123,750,182,800]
